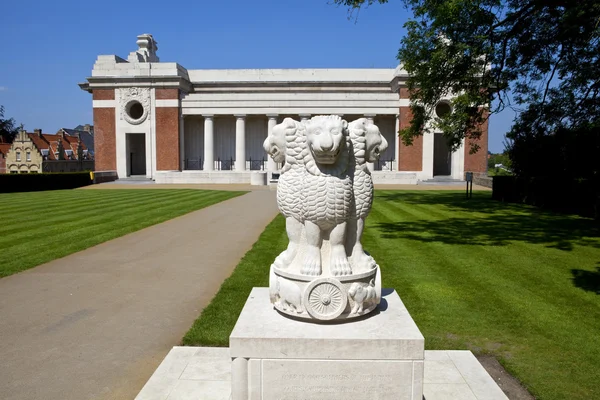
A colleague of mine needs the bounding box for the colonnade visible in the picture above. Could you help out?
[194,114,399,172]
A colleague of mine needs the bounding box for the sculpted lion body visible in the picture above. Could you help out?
[264,118,305,268]
[347,118,388,270]
[300,115,353,276]
[265,115,386,277]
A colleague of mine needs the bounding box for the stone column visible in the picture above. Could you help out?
[179,114,185,170]
[267,115,278,172]
[395,113,400,171]
[235,115,246,171]
[203,115,214,171]
[365,114,376,172]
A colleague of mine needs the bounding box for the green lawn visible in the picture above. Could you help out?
[183,190,600,400]
[0,189,245,278]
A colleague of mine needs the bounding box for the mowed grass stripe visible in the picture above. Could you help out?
[0,190,182,232]
[1,190,232,262]
[0,189,148,215]
[0,190,204,246]
[0,190,158,225]
[0,189,245,277]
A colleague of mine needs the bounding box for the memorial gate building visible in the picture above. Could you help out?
[79,34,488,184]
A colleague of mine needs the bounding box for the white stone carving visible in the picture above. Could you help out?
[264,115,388,321]
[128,34,159,63]
[304,278,347,320]
[120,87,150,125]
[269,268,304,314]
[347,118,389,272]
[348,279,377,315]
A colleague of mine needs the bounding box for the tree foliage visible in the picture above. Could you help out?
[0,106,19,143]
[333,0,600,179]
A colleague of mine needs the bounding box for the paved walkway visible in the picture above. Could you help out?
[0,191,278,400]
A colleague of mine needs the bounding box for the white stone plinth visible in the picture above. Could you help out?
[229,287,425,400]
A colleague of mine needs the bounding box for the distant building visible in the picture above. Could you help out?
[0,142,11,173]
[57,124,94,158]
[4,129,91,173]
[79,34,489,184]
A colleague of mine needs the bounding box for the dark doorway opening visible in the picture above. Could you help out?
[127,133,146,176]
[433,132,452,176]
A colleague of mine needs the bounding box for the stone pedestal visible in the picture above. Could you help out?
[230,288,425,400]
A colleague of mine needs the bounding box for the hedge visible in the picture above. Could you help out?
[492,176,599,219]
[0,172,94,193]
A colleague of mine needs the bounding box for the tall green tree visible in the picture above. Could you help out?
[333,0,600,170]
[0,106,19,143]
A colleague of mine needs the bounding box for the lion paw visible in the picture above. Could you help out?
[331,248,352,276]
[301,248,322,276]
[274,250,294,269]
[351,251,376,272]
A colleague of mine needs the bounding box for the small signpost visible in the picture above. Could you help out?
[466,172,474,199]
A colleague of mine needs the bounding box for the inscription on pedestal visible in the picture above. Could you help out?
[262,359,414,400]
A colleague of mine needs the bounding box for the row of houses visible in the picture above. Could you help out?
[0,125,95,174]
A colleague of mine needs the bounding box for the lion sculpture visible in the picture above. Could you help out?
[301,115,353,276]
[264,115,384,321]
[263,118,305,269]
[346,118,389,270]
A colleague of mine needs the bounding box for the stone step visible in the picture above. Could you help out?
[135,347,509,400]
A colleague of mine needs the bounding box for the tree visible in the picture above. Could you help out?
[333,0,600,168]
[0,106,20,143]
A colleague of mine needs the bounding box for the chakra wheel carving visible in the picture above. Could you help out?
[303,278,347,320]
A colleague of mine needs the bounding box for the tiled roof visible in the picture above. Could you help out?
[24,132,89,160]
[27,133,55,160]
[60,127,94,153]
[0,143,11,157]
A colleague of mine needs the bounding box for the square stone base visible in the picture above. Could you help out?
[229,287,425,400]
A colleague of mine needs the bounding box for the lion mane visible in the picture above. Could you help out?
[301,115,353,228]
[275,118,306,223]
[348,118,374,219]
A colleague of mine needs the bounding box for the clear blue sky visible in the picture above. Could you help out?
[0,0,512,153]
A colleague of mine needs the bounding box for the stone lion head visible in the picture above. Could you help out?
[365,120,388,163]
[304,115,348,165]
[348,118,388,165]
[263,117,297,163]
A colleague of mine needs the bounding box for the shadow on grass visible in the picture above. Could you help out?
[374,191,600,251]
[571,265,600,294]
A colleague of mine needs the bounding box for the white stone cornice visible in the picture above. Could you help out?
[93,100,117,108]
[155,99,179,107]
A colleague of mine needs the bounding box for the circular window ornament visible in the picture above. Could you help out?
[435,101,452,118]
[303,278,347,320]
[123,100,148,125]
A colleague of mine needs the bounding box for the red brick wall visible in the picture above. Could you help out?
[93,108,116,171]
[464,111,489,173]
[92,89,115,101]
[155,107,180,171]
[0,154,6,174]
[155,89,179,100]
[398,106,423,171]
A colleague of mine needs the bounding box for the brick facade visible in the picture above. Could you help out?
[155,107,180,171]
[92,89,115,101]
[155,89,179,100]
[464,111,489,174]
[398,106,423,171]
[93,108,116,171]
